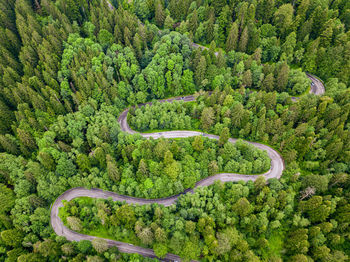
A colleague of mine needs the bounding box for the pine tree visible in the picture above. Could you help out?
[226,22,238,52]
[206,15,215,43]
[275,62,289,92]
[262,73,275,92]
[132,33,142,60]
[302,38,320,72]
[219,127,230,146]
[188,9,198,33]
[242,70,252,87]
[247,22,259,53]
[256,0,275,24]
[168,0,179,20]
[0,100,14,133]
[17,127,37,152]
[201,107,215,131]
[238,26,249,53]
[0,0,17,32]
[236,2,249,29]
[195,56,207,86]
[320,22,333,47]
[295,0,310,26]
[216,50,226,68]
[0,134,19,155]
[274,4,294,38]
[124,26,132,46]
[66,0,82,24]
[281,32,297,63]
[247,4,256,22]
[217,5,230,45]
[231,103,245,128]
[164,15,174,30]
[155,0,165,27]
[106,154,120,182]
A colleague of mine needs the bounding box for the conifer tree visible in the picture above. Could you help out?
[155,0,165,27]
[238,26,249,53]
[226,22,238,52]
[206,15,215,43]
[275,62,289,92]
[106,154,120,182]
[188,9,198,34]
[195,56,207,86]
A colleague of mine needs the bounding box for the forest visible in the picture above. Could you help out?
[0,0,349,261]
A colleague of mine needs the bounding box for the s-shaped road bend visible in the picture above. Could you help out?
[53,4,323,259]
[51,87,326,261]
[51,95,284,261]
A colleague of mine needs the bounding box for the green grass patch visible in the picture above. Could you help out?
[82,226,116,240]
[84,227,140,246]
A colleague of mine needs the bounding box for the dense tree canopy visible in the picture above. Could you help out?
[0,0,349,261]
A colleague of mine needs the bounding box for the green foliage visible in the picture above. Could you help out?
[1,229,23,247]
[0,0,349,261]
[0,184,15,214]
[98,29,113,48]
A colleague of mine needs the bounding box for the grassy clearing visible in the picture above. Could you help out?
[83,226,116,240]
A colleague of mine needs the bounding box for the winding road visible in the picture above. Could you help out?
[306,73,325,95]
[50,11,325,257]
[105,0,325,99]
[51,89,325,261]
[51,95,286,261]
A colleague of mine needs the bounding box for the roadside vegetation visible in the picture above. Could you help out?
[0,0,349,261]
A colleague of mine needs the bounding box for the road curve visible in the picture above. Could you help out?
[291,74,325,101]
[60,4,322,260]
[51,188,183,261]
[306,73,325,95]
[105,2,324,99]
[117,95,285,184]
[190,43,325,98]
[51,95,285,261]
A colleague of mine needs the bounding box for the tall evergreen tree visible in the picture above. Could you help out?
[195,56,207,86]
[188,9,198,34]
[238,26,249,53]
[226,22,238,52]
[155,0,165,27]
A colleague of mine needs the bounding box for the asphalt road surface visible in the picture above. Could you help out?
[62,3,323,260]
[50,187,183,261]
[86,5,323,259]
[306,73,325,95]
[291,73,325,101]
[51,95,286,261]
